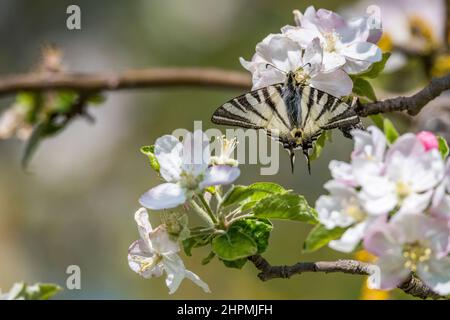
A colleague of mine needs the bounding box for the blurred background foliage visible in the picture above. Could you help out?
[0,0,442,299]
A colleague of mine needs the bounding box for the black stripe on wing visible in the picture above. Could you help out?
[211,84,291,130]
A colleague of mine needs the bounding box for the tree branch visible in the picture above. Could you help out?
[0,68,448,119]
[0,68,251,97]
[248,255,446,300]
[356,73,450,116]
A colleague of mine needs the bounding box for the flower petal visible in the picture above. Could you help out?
[322,52,346,72]
[163,253,187,294]
[341,42,382,63]
[139,183,187,210]
[417,257,450,295]
[149,225,180,255]
[369,255,410,290]
[303,37,323,76]
[154,135,183,182]
[199,165,240,189]
[134,208,153,248]
[128,239,164,279]
[185,270,211,293]
[310,69,353,97]
[182,131,210,177]
[329,221,367,253]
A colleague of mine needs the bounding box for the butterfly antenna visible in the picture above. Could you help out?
[288,149,295,174]
[265,63,287,74]
[303,149,311,175]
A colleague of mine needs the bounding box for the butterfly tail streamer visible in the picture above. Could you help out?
[303,149,311,175]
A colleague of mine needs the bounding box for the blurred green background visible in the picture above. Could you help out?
[0,0,412,299]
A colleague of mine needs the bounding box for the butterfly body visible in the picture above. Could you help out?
[211,71,360,173]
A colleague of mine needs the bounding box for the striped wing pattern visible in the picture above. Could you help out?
[211,84,293,142]
[211,84,360,148]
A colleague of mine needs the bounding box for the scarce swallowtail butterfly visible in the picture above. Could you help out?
[211,70,361,173]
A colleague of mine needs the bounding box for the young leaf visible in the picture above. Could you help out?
[357,52,391,79]
[212,229,257,261]
[4,282,61,300]
[51,90,78,114]
[182,233,212,256]
[437,136,449,159]
[220,182,287,208]
[253,193,318,224]
[352,77,377,102]
[369,114,384,129]
[201,252,216,265]
[310,130,332,161]
[140,145,160,172]
[230,218,272,254]
[221,258,247,269]
[383,118,399,144]
[303,225,347,253]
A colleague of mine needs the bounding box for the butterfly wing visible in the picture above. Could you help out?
[298,85,360,146]
[211,84,295,146]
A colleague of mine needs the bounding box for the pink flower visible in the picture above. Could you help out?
[416,131,439,151]
[364,214,450,295]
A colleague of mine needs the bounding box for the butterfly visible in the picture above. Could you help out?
[211,70,361,173]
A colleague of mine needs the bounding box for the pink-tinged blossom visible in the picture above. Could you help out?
[128,208,210,294]
[285,6,382,74]
[416,131,439,151]
[139,131,240,210]
[240,34,353,97]
[364,214,450,295]
[358,133,444,216]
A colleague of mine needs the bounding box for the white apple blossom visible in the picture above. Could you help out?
[358,133,444,216]
[240,34,353,97]
[128,208,210,294]
[285,6,382,74]
[365,214,450,295]
[139,131,240,210]
[316,180,376,252]
[348,0,445,72]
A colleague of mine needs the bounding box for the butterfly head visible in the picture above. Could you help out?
[290,128,304,145]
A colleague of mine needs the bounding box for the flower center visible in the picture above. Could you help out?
[345,203,366,222]
[402,241,432,272]
[409,16,436,50]
[323,31,340,52]
[139,255,163,274]
[180,171,203,190]
[396,181,412,201]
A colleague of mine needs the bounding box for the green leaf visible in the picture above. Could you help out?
[51,90,78,114]
[369,114,384,129]
[310,130,332,161]
[87,93,106,105]
[352,77,377,102]
[140,145,160,172]
[383,118,399,144]
[230,218,272,254]
[3,282,61,300]
[182,233,212,256]
[357,52,391,79]
[201,252,216,265]
[253,193,318,224]
[221,258,247,269]
[221,182,287,208]
[303,225,347,253]
[212,229,257,261]
[438,136,449,159]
